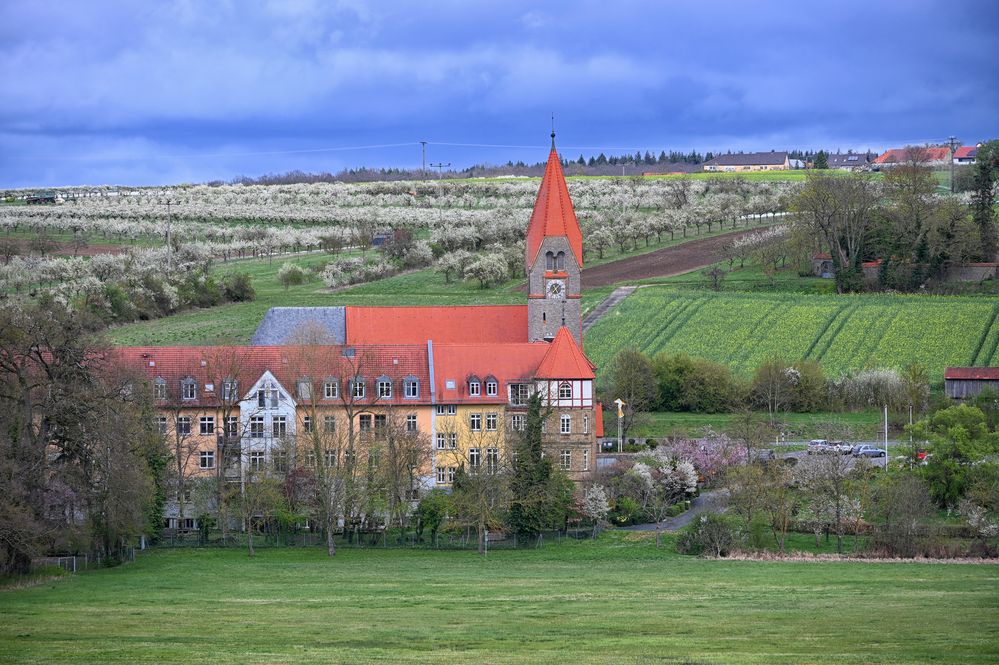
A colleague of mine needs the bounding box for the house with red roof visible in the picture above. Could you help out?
[118,136,603,531]
[873,146,951,168]
[953,146,977,165]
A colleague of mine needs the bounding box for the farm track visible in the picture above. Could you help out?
[813,303,858,363]
[971,303,999,365]
[579,227,762,289]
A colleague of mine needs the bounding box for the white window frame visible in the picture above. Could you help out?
[486,447,498,472]
[485,413,497,431]
[469,413,482,432]
[404,379,419,399]
[249,451,265,471]
[272,416,288,438]
[154,378,166,400]
[224,416,238,436]
[181,380,196,401]
[156,416,168,435]
[583,449,590,471]
[303,416,313,433]
[448,432,458,449]
[560,449,571,471]
[297,380,313,401]
[436,466,447,483]
[176,416,192,435]
[469,380,481,396]
[560,414,571,435]
[352,379,365,399]
[447,467,456,483]
[469,448,481,468]
[511,414,526,431]
[222,379,238,401]
[558,382,572,399]
[323,415,336,433]
[324,380,339,400]
[199,416,215,436]
[377,379,392,399]
[486,380,498,397]
[436,433,446,450]
[200,450,216,469]
[583,414,589,434]
[406,414,418,432]
[249,416,265,438]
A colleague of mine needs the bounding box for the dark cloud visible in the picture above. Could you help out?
[2,0,996,186]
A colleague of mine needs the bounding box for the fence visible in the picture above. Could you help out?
[31,547,136,574]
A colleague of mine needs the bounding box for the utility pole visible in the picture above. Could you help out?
[420,141,428,180]
[947,136,960,193]
[430,162,451,180]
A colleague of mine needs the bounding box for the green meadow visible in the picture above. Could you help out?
[2,533,996,665]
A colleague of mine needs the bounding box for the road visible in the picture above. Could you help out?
[620,489,728,532]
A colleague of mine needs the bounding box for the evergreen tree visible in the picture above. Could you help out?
[658,150,668,164]
[814,150,829,169]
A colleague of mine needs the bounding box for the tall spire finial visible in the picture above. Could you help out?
[550,113,556,150]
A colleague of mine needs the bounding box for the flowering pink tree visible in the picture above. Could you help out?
[668,436,747,484]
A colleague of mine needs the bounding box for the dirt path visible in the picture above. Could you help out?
[621,489,729,532]
[581,228,759,289]
[582,285,637,332]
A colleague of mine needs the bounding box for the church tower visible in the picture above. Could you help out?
[526,133,584,346]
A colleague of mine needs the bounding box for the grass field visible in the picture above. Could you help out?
[585,287,999,384]
[2,533,997,664]
[628,409,883,440]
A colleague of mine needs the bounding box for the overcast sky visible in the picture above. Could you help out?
[2,0,997,187]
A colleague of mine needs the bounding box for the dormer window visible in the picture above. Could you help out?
[558,382,572,399]
[352,377,366,399]
[154,377,166,400]
[181,378,196,401]
[324,379,339,399]
[404,377,419,399]
[221,378,238,401]
[468,378,481,397]
[485,377,498,397]
[377,376,393,399]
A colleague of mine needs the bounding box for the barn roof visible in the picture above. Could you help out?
[944,367,999,381]
[703,152,788,167]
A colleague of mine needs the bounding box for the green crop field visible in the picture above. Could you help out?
[2,534,997,664]
[585,288,999,383]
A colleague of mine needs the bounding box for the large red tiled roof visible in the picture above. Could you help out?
[954,146,977,159]
[945,367,999,381]
[525,143,583,269]
[874,147,951,164]
[345,306,528,345]
[534,327,596,380]
[431,342,550,403]
[112,345,431,406]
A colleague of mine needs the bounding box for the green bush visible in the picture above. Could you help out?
[676,513,744,556]
[222,272,255,302]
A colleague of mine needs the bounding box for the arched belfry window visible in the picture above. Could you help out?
[556,251,565,271]
[545,251,555,270]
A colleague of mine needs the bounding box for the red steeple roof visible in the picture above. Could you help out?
[534,327,595,379]
[525,136,583,269]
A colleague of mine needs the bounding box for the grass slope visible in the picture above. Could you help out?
[2,535,997,664]
[585,287,999,382]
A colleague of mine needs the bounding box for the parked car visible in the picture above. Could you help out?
[829,440,853,454]
[807,440,830,455]
[853,445,887,458]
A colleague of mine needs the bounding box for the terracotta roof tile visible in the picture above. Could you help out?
[534,327,596,380]
[431,342,550,403]
[945,367,999,381]
[345,306,528,345]
[525,144,583,269]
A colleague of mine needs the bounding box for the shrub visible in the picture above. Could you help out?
[610,496,641,526]
[277,262,307,289]
[652,353,743,413]
[222,272,255,302]
[676,513,743,556]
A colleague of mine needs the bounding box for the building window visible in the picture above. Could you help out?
[297,380,313,401]
[181,380,196,401]
[352,379,365,399]
[249,451,265,471]
[469,413,482,431]
[404,378,419,399]
[486,380,498,396]
[303,416,313,433]
[257,389,279,408]
[447,467,456,483]
[154,378,166,400]
[222,379,238,401]
[583,414,589,434]
[305,452,316,469]
[324,380,339,399]
[560,449,571,471]
[583,449,590,471]
[510,384,530,406]
[224,416,238,436]
[273,451,288,473]
[436,433,446,450]
[273,416,288,438]
[249,416,264,438]
[486,413,497,431]
[448,432,458,449]
[374,414,387,436]
[406,414,417,432]
[560,414,571,435]
[469,380,480,396]
[359,414,372,433]
[155,416,168,435]
[556,251,565,271]
[377,378,392,399]
[545,251,555,270]
[325,450,337,468]
[486,447,498,472]
[436,466,447,483]
[558,382,572,399]
[510,414,526,431]
[176,417,192,435]
[436,404,456,416]
[199,416,215,435]
[324,416,336,433]
[469,448,481,468]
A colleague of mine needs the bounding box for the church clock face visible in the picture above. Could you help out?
[546,279,565,300]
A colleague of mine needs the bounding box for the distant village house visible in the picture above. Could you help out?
[702,151,789,172]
